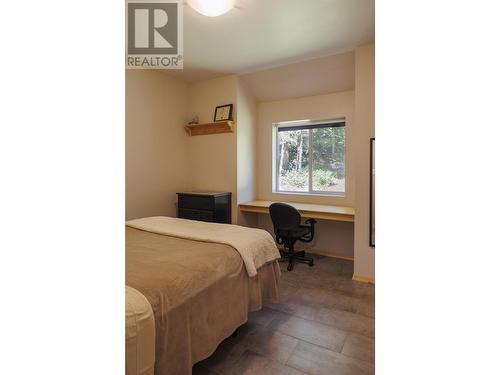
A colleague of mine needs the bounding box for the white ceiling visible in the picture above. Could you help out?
[167,0,374,82]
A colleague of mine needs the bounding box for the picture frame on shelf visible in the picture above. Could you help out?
[213,104,233,122]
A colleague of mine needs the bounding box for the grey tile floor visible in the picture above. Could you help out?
[193,255,375,375]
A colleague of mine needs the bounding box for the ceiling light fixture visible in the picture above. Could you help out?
[187,0,235,17]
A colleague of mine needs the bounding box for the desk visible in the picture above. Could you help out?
[239,200,355,222]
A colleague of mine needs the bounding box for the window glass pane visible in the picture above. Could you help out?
[278,129,309,192]
[312,127,345,193]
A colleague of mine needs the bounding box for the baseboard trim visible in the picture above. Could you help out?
[277,246,355,262]
[308,250,354,261]
[352,274,375,284]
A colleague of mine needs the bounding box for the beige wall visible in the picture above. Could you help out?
[353,43,375,279]
[186,75,239,223]
[255,91,356,258]
[126,72,242,223]
[126,70,188,220]
[236,79,258,226]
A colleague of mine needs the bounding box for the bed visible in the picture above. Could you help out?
[126,286,155,375]
[125,216,281,375]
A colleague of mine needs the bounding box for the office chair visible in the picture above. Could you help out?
[269,202,317,271]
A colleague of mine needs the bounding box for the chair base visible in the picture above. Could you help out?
[279,248,314,271]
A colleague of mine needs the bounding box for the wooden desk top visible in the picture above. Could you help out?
[239,200,355,222]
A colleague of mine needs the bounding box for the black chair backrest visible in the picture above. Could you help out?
[269,202,301,231]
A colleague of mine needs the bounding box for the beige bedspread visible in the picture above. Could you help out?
[126,216,281,277]
[126,226,281,375]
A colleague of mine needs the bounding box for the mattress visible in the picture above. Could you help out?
[125,225,280,375]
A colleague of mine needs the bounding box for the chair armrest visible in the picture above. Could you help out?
[299,219,317,243]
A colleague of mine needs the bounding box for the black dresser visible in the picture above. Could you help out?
[177,191,232,224]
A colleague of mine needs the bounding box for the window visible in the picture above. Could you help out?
[274,119,345,195]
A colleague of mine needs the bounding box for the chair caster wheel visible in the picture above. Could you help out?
[287,262,293,271]
[308,260,314,267]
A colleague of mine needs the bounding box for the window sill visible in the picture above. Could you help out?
[272,190,345,198]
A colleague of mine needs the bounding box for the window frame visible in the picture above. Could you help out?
[273,118,346,196]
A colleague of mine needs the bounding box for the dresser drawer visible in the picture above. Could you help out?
[176,191,231,224]
[178,208,214,222]
[178,195,215,211]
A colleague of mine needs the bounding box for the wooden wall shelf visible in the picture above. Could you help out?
[184,121,235,136]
